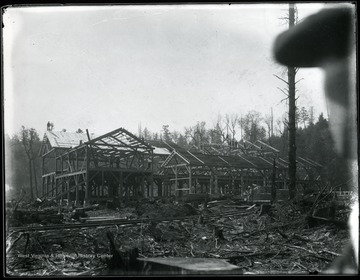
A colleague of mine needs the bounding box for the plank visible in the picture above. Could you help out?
[137,257,241,272]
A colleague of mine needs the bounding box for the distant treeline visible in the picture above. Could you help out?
[5,108,352,201]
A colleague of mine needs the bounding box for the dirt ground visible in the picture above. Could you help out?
[5,198,353,276]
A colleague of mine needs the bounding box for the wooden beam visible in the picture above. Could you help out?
[42,147,56,158]
[187,151,204,164]
[217,156,231,166]
[55,170,86,180]
[164,163,188,169]
[91,142,151,150]
[169,177,190,181]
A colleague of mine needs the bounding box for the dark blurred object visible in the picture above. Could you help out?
[274,4,357,160]
[273,4,358,274]
[274,7,353,67]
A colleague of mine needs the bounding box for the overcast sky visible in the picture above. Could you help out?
[4,3,331,138]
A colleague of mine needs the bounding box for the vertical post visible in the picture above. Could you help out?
[101,170,104,198]
[141,176,145,198]
[85,147,89,206]
[271,158,277,204]
[42,155,45,196]
[67,179,70,203]
[60,178,64,204]
[54,176,57,198]
[125,176,129,204]
[188,167,192,195]
[119,171,123,207]
[76,150,78,171]
[158,179,163,197]
[50,176,53,198]
[149,174,154,197]
[44,177,47,198]
[48,177,51,198]
[263,174,266,188]
[241,174,244,186]
[150,152,154,197]
[61,156,63,176]
[47,177,50,198]
[235,180,238,196]
[53,176,57,197]
[175,165,178,197]
[148,180,151,197]
[215,175,218,195]
[75,184,79,207]
[55,150,58,174]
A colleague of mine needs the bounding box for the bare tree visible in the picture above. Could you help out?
[225,113,239,143]
[185,121,209,148]
[138,122,143,138]
[172,130,180,143]
[274,4,298,200]
[152,132,160,141]
[264,108,274,141]
[212,114,227,143]
[309,106,315,125]
[240,111,266,143]
[143,127,151,140]
[21,126,40,199]
[287,4,297,200]
[299,106,309,128]
[162,125,171,142]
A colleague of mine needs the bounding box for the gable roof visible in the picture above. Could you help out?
[44,130,96,149]
[145,140,175,155]
[85,127,153,154]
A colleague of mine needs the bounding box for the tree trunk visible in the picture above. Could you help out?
[288,3,297,200]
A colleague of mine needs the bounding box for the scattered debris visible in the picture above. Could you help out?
[5,198,353,276]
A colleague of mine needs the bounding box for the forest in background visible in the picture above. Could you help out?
[4,107,352,201]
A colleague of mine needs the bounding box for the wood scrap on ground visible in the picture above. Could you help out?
[5,197,353,276]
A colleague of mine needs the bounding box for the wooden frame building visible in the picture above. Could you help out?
[41,128,154,206]
[40,127,322,205]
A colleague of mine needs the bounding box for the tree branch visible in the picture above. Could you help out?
[277,87,289,97]
[280,97,289,103]
[274,74,289,85]
[295,78,304,84]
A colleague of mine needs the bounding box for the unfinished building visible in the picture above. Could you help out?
[40,128,154,206]
[40,127,322,206]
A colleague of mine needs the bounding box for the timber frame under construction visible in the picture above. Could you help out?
[40,127,322,206]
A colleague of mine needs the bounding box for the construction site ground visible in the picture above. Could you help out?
[5,196,353,276]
